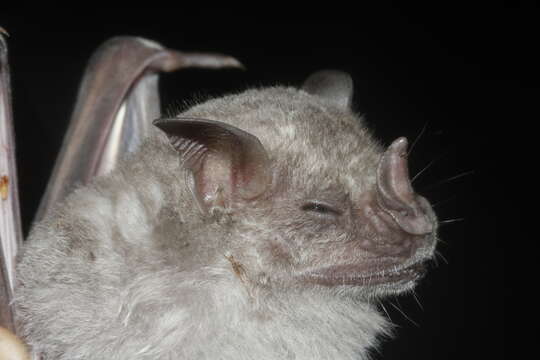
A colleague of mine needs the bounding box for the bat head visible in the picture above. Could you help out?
[153,70,438,299]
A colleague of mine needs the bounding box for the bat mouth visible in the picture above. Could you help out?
[300,261,427,287]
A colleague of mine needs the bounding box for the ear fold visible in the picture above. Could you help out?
[302,70,353,109]
[153,118,271,211]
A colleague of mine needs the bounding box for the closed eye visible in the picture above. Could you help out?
[301,201,342,216]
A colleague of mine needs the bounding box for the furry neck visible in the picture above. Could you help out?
[122,266,392,360]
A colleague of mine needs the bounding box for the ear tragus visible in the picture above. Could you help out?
[302,70,353,109]
[153,118,271,210]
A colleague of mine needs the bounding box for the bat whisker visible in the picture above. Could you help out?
[412,291,423,311]
[439,218,465,225]
[411,157,438,184]
[411,150,450,184]
[379,302,392,322]
[438,218,465,226]
[422,170,474,191]
[434,250,449,265]
[389,301,419,327]
[436,237,448,246]
[407,121,429,157]
[432,196,457,208]
[432,253,439,267]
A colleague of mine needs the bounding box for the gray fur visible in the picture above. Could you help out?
[14,74,437,359]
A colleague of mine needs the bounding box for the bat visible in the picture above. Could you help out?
[1,32,438,359]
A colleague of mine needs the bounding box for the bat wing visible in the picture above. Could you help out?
[35,36,242,223]
[0,33,241,339]
[0,29,22,333]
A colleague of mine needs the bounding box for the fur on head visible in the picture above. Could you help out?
[15,70,437,359]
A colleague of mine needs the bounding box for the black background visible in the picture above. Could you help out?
[3,4,518,359]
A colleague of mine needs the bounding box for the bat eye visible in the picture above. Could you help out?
[301,202,342,216]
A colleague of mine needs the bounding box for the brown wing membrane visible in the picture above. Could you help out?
[0,29,23,333]
[35,36,243,224]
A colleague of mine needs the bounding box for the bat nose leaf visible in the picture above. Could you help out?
[376,137,433,235]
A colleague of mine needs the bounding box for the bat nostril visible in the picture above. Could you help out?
[357,199,431,257]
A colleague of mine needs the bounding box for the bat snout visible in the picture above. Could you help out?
[355,137,437,257]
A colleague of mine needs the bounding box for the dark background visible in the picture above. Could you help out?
[3,4,519,359]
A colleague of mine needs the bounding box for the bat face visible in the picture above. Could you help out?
[155,70,438,299]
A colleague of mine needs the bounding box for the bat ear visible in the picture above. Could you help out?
[302,70,353,109]
[153,118,271,211]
